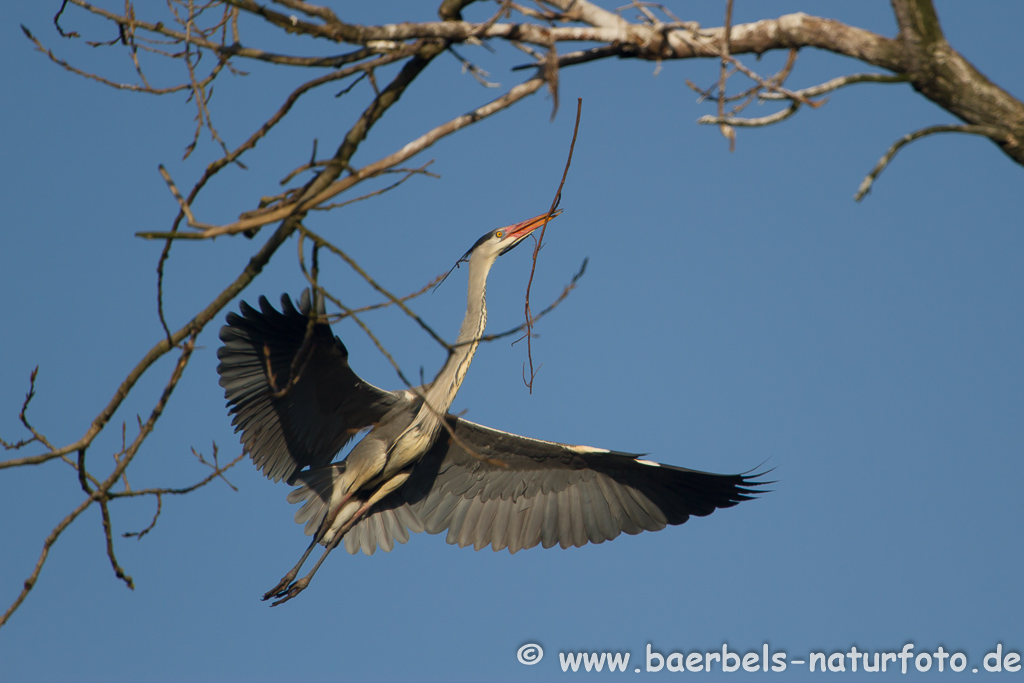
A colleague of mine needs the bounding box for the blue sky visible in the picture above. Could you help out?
[1,1,1021,681]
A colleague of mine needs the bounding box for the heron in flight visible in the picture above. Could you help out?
[217,211,764,605]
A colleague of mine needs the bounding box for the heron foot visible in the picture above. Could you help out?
[261,572,299,602]
[269,578,310,607]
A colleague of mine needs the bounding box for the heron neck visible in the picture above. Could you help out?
[422,256,492,414]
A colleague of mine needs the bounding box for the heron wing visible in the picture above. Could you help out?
[343,494,425,556]
[402,416,766,553]
[217,292,400,483]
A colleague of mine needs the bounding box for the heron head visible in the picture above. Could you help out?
[498,209,562,256]
[435,210,563,292]
[463,209,563,262]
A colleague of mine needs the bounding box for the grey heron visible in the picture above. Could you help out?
[217,211,765,605]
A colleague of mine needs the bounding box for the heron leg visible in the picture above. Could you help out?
[269,472,412,606]
[261,487,359,600]
[268,499,374,606]
[261,535,319,601]
[269,539,339,606]
[319,490,355,538]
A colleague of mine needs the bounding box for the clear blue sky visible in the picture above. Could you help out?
[1,2,1021,681]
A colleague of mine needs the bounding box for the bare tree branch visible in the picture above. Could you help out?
[855,124,1006,201]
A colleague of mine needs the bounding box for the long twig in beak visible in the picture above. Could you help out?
[521,97,583,393]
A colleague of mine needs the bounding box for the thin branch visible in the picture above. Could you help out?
[297,226,452,352]
[158,165,218,231]
[118,449,246,540]
[313,163,440,212]
[314,287,419,390]
[700,72,910,128]
[520,97,582,392]
[137,74,547,240]
[482,258,587,344]
[855,124,1004,201]
[697,103,799,127]
[151,42,437,351]
[2,334,196,628]
[0,493,93,629]
[150,46,417,236]
[263,283,319,399]
[0,368,52,457]
[122,493,162,540]
[448,45,500,88]
[98,497,133,589]
[21,25,197,94]
[717,52,824,109]
[58,0,360,67]
[14,216,295,470]
[341,272,448,317]
[114,452,244,504]
[759,72,910,100]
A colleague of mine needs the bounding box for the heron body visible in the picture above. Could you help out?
[217,211,765,605]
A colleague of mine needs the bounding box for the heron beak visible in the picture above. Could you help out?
[500,209,562,255]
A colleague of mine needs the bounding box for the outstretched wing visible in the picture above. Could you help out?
[217,292,400,483]
[400,417,766,553]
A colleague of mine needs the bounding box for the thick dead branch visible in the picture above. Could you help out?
[43,1,1024,165]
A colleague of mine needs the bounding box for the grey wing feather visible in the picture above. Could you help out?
[287,466,425,556]
[342,496,425,556]
[217,292,399,483]
[287,464,343,536]
[401,416,766,553]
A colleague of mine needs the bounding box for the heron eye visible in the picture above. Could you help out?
[495,230,503,239]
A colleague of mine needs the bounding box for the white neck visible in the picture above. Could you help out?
[422,253,494,414]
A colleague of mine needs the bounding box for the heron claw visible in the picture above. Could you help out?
[262,573,298,602]
[269,578,309,606]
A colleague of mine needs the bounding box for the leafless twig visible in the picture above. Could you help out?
[298,226,453,352]
[520,97,582,393]
[855,124,1005,201]
[699,72,909,127]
